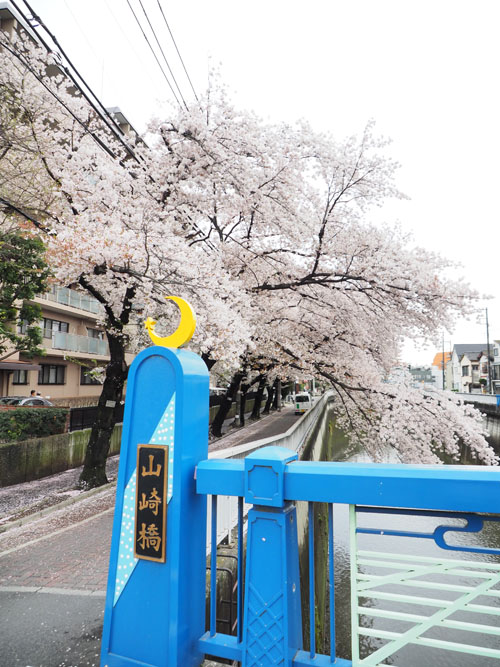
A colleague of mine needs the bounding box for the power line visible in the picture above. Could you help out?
[11,0,141,163]
[62,0,102,71]
[125,0,184,110]
[156,0,199,103]
[136,0,188,110]
[0,36,119,162]
[102,0,160,92]
[0,196,49,232]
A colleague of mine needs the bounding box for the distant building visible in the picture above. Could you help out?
[431,352,452,390]
[408,366,435,389]
[492,340,500,394]
[0,1,137,400]
[450,344,492,393]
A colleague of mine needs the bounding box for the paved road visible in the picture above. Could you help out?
[0,407,298,666]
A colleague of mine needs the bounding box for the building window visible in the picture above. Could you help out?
[38,364,65,385]
[12,369,28,384]
[87,327,104,340]
[472,364,479,371]
[80,367,101,385]
[462,365,470,376]
[43,318,69,339]
[494,348,499,357]
[17,319,29,334]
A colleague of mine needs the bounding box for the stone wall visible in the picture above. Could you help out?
[0,423,122,487]
[0,397,255,488]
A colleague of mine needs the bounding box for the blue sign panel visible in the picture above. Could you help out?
[100,345,209,667]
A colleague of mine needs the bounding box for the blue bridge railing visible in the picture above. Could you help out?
[196,446,500,666]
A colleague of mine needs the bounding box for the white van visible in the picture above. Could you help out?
[294,392,312,414]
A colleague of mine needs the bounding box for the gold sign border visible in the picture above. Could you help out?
[134,444,168,563]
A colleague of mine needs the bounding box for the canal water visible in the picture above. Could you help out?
[326,431,500,666]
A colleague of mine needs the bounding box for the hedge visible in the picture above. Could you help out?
[0,407,69,443]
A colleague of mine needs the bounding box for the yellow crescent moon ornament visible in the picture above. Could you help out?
[144,296,196,348]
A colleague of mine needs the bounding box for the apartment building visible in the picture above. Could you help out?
[0,286,116,399]
[0,2,138,400]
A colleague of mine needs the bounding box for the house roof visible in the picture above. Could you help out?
[432,352,451,368]
[453,344,488,358]
[463,351,482,362]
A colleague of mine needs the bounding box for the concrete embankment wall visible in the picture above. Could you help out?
[485,412,500,452]
[0,399,255,488]
[456,401,500,459]
[477,405,500,455]
[295,400,338,654]
[0,424,123,487]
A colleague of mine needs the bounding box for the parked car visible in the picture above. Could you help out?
[0,395,53,407]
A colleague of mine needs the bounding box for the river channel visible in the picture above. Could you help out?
[324,430,500,666]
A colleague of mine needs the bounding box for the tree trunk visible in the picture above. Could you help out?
[233,390,242,428]
[250,375,266,420]
[281,380,292,403]
[202,352,217,371]
[78,332,127,489]
[263,382,275,415]
[238,382,250,427]
[273,378,282,411]
[211,372,243,437]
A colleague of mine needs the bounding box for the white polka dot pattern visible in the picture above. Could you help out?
[113,469,138,605]
[112,393,176,606]
[149,393,175,503]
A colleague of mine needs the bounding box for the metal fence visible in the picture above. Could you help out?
[205,392,331,550]
[69,403,124,431]
[197,450,500,666]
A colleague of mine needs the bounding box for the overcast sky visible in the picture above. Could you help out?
[24,0,500,364]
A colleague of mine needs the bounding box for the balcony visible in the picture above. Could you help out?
[52,332,109,356]
[39,286,104,315]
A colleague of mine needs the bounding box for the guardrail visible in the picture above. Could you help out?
[206,392,333,550]
[197,447,500,666]
[455,392,500,406]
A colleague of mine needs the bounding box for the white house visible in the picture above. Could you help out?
[450,344,488,392]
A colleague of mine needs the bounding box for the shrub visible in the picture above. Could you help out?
[0,407,69,443]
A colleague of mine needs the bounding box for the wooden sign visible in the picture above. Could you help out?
[134,444,168,562]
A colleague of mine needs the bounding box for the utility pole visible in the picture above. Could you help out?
[486,307,493,394]
[441,333,451,390]
[442,333,445,390]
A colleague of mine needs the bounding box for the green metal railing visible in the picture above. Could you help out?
[350,506,500,665]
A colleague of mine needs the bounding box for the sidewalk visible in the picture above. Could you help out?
[0,406,296,528]
[0,406,298,666]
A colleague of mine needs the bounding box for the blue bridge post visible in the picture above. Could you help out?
[242,446,303,667]
[100,346,209,667]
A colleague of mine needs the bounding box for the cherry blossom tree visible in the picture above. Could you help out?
[1,29,496,485]
[148,89,496,464]
[0,32,250,487]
